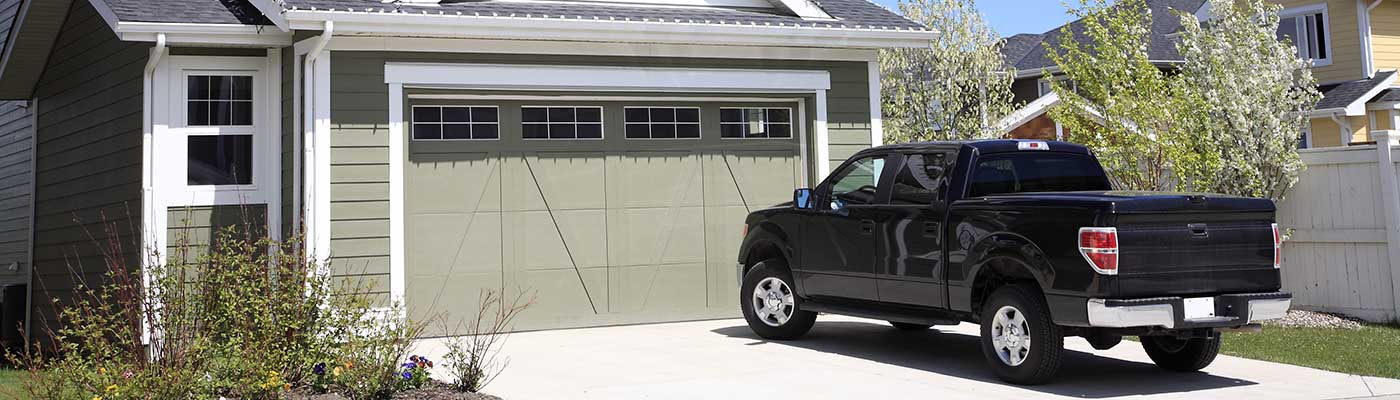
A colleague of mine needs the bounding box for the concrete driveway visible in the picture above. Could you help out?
[414,315,1400,400]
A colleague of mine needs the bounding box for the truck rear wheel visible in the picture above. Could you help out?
[740,259,816,340]
[979,284,1063,385]
[1140,335,1221,372]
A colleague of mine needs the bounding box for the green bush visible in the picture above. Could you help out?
[6,215,426,399]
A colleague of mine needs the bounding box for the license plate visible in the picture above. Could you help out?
[1183,297,1216,320]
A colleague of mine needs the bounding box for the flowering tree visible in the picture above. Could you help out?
[1176,0,1321,201]
[1047,0,1318,201]
[880,0,1015,142]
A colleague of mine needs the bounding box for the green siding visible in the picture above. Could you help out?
[166,205,268,264]
[0,101,31,289]
[29,0,147,333]
[282,46,296,238]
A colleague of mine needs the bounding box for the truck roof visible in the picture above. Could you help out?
[858,139,1092,156]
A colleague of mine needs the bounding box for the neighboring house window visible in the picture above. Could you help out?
[1278,5,1329,66]
[1037,76,1075,97]
[624,107,701,139]
[720,108,793,139]
[1298,126,1311,149]
[412,106,499,140]
[522,106,603,139]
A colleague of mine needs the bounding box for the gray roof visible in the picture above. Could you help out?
[999,33,1043,68]
[1001,0,1205,73]
[96,0,925,31]
[1369,87,1400,104]
[1315,70,1399,110]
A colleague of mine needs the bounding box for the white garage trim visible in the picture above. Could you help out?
[326,37,879,62]
[867,55,883,147]
[383,62,832,307]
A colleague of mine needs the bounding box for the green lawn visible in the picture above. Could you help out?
[0,369,31,400]
[1220,324,1400,379]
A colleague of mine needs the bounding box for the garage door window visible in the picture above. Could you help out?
[522,106,603,140]
[624,107,701,139]
[720,108,792,139]
[412,106,500,140]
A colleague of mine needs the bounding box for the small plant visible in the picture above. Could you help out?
[396,355,434,391]
[442,290,534,393]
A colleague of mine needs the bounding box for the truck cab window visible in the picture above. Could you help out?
[969,152,1110,197]
[826,155,885,208]
[890,153,950,205]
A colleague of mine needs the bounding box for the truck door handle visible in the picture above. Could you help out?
[1188,223,1209,238]
[859,219,875,235]
[922,222,939,237]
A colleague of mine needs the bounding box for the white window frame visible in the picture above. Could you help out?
[1280,3,1332,68]
[520,105,605,140]
[155,56,278,206]
[719,107,796,140]
[622,106,702,140]
[409,105,501,141]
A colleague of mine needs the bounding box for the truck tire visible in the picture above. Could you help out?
[1140,335,1221,372]
[889,322,932,331]
[741,259,816,340]
[979,284,1063,385]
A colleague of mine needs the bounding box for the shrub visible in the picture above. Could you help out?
[6,212,425,399]
[442,290,534,393]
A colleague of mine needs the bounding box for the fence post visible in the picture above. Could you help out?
[1373,130,1400,322]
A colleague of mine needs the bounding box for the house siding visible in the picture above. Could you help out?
[166,205,268,264]
[1273,0,1366,84]
[1309,114,1370,147]
[0,0,23,58]
[0,101,31,289]
[29,0,148,334]
[324,51,873,295]
[1371,2,1400,73]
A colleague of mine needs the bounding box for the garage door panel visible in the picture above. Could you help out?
[607,263,707,313]
[704,205,750,307]
[408,270,501,336]
[606,207,706,266]
[528,153,607,210]
[606,153,703,208]
[725,152,800,207]
[407,213,502,276]
[407,155,500,214]
[500,156,548,212]
[505,267,606,326]
[503,210,578,271]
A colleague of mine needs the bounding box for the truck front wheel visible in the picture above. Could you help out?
[740,259,816,340]
[979,284,1063,385]
[1140,335,1221,372]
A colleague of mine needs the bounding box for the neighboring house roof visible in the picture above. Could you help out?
[92,0,925,31]
[1000,0,1205,76]
[999,33,1042,69]
[1312,70,1398,116]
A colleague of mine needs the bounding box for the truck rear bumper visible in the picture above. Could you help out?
[1085,292,1291,329]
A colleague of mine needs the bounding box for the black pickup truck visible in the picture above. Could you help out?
[736,140,1290,385]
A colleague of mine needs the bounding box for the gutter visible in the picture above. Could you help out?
[301,22,332,257]
[139,32,166,347]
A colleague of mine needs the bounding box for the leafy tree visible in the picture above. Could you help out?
[1176,0,1321,201]
[1045,0,1213,192]
[880,0,1015,142]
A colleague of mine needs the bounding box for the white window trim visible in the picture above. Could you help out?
[622,106,702,140]
[520,105,606,141]
[409,105,502,141]
[384,62,831,307]
[1280,3,1333,68]
[719,107,797,140]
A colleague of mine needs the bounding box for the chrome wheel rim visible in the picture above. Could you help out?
[991,305,1032,367]
[751,277,796,327]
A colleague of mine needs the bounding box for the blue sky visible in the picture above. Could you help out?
[869,0,1079,37]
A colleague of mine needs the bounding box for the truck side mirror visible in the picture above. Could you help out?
[794,188,814,210]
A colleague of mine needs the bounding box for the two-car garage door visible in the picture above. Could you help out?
[404,96,804,333]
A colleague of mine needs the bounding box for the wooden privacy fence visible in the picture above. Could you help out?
[1276,130,1400,323]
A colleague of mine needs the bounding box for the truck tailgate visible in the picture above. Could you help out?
[1112,198,1279,298]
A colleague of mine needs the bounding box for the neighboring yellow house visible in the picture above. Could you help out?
[1268,0,1400,147]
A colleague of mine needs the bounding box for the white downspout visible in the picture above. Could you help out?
[139,33,166,347]
[1332,113,1354,145]
[303,22,332,263]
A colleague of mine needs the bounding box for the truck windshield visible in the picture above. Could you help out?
[968,152,1111,197]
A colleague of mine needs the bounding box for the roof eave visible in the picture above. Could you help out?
[283,10,935,49]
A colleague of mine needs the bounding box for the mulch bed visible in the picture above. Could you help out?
[284,382,502,400]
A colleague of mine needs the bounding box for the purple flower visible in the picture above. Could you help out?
[313,363,326,376]
[402,362,416,369]
[401,371,413,380]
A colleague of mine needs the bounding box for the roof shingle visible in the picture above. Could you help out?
[1315,70,1398,110]
[1001,0,1205,73]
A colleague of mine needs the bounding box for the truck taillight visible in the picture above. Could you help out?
[1272,223,1281,269]
[1078,227,1118,275]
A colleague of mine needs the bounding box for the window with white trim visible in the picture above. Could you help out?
[1278,5,1329,66]
[412,106,499,140]
[720,108,792,139]
[522,106,603,139]
[184,74,257,186]
[624,107,700,139]
[187,75,253,126]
